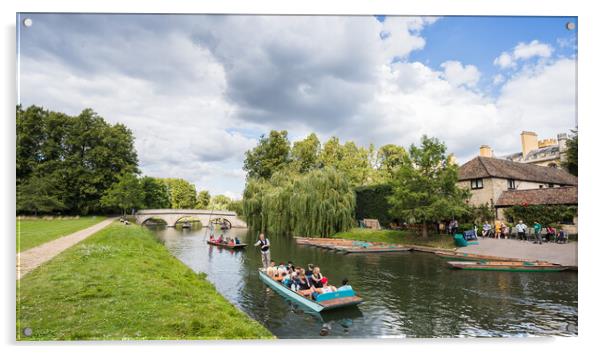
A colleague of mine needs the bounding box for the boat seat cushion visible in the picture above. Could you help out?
[316,289,355,302]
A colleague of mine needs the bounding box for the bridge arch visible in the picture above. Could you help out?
[174,215,203,227]
[209,217,232,230]
[140,216,169,226]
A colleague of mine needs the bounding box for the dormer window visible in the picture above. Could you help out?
[470,178,483,190]
[507,179,516,190]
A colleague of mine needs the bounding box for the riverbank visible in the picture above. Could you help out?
[326,228,577,268]
[332,228,456,249]
[17,222,273,340]
[17,216,107,252]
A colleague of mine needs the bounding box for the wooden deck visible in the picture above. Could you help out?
[319,296,364,309]
[295,237,411,254]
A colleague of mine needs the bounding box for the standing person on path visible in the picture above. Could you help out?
[516,220,528,241]
[534,221,543,245]
[254,233,271,270]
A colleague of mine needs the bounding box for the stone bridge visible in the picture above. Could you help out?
[134,209,247,228]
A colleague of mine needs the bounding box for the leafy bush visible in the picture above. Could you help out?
[354,184,394,227]
[504,205,577,226]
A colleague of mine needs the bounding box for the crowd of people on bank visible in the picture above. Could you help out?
[266,260,353,300]
[476,219,568,244]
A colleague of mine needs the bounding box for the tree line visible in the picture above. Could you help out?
[241,130,470,237]
[16,105,239,216]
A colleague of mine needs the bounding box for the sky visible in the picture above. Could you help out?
[17,14,578,199]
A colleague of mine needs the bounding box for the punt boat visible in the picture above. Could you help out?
[258,269,363,312]
[447,260,568,272]
[435,251,527,262]
[206,240,247,249]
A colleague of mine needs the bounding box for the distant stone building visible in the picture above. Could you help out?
[478,131,569,169]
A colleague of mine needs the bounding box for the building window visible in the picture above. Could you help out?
[507,179,516,190]
[470,178,483,190]
[548,162,558,168]
[539,185,544,189]
[548,183,554,188]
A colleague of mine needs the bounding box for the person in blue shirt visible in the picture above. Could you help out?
[338,278,353,292]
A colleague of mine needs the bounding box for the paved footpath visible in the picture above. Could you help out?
[463,237,578,267]
[16,218,116,280]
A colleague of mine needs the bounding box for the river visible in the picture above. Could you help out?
[148,225,578,338]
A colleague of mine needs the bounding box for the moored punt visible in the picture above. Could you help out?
[447,261,568,272]
[206,240,247,249]
[435,251,528,262]
[258,269,363,312]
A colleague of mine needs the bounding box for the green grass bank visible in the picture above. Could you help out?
[17,222,273,340]
[332,228,456,249]
[17,216,107,252]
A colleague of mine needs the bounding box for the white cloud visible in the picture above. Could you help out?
[440,60,481,87]
[493,52,515,69]
[513,40,553,60]
[494,40,553,69]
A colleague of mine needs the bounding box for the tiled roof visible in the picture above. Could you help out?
[458,156,577,185]
[495,186,577,206]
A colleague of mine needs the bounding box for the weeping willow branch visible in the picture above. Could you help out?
[242,168,356,237]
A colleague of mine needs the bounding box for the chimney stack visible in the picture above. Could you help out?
[520,131,538,159]
[479,145,493,158]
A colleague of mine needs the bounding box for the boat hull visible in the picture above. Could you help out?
[258,270,363,312]
[447,261,568,272]
[206,241,247,249]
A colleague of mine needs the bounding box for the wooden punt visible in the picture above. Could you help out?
[447,261,568,272]
[206,240,247,249]
[435,251,528,262]
[258,269,363,312]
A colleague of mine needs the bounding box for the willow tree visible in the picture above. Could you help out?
[290,168,356,237]
[242,168,355,237]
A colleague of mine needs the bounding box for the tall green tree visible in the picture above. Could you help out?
[243,130,291,179]
[208,194,233,211]
[100,172,143,215]
[16,105,139,214]
[562,130,577,176]
[195,190,211,209]
[242,168,355,237]
[388,136,471,238]
[16,175,65,215]
[140,176,170,209]
[319,137,373,187]
[376,144,407,180]
[162,178,197,209]
[291,133,321,173]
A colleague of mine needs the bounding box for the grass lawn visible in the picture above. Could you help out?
[17,216,107,252]
[332,228,456,249]
[17,222,274,340]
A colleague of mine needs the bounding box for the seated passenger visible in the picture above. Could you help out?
[277,262,288,274]
[295,269,312,292]
[209,234,215,242]
[235,237,241,244]
[338,278,353,292]
[217,234,224,243]
[309,267,324,288]
[312,277,337,299]
[227,238,235,246]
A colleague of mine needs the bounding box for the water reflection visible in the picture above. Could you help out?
[148,225,578,338]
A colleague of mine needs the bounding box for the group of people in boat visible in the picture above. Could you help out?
[266,260,352,301]
[209,233,241,246]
